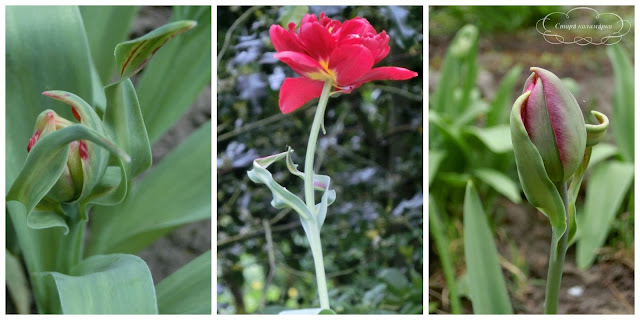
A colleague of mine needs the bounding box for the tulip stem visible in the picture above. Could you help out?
[303,79,333,310]
[544,182,569,314]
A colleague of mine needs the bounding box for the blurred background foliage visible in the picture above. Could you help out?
[429,6,634,314]
[217,6,423,314]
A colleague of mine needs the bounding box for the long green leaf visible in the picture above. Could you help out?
[607,45,634,163]
[486,65,522,127]
[38,254,158,314]
[463,181,512,314]
[156,251,211,314]
[6,249,31,314]
[86,122,211,255]
[429,150,446,187]
[576,161,634,269]
[79,6,139,84]
[473,168,521,204]
[115,20,196,81]
[6,6,96,190]
[429,196,462,314]
[465,125,512,154]
[137,6,212,143]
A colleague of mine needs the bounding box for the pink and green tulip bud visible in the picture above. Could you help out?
[27,110,89,202]
[518,67,586,183]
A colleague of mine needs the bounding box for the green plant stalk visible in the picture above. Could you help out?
[303,79,333,310]
[544,182,569,314]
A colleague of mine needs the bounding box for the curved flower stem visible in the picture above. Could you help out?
[303,79,333,310]
[544,182,569,314]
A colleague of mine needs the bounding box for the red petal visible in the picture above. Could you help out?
[279,77,325,114]
[269,25,304,53]
[274,51,324,77]
[329,44,373,86]
[354,67,418,84]
[299,21,335,61]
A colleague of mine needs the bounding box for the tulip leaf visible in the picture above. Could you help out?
[607,45,634,163]
[79,6,139,84]
[37,254,158,314]
[463,181,513,314]
[156,251,211,314]
[487,64,522,127]
[465,125,512,154]
[576,161,633,269]
[6,249,31,314]
[6,6,96,191]
[510,92,566,244]
[103,79,152,183]
[247,150,312,221]
[567,147,592,246]
[429,196,462,314]
[280,308,336,315]
[429,150,446,187]
[86,122,211,255]
[473,168,521,204]
[137,7,211,143]
[587,143,618,170]
[115,20,196,81]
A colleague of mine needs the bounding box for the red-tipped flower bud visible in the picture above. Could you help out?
[519,67,586,183]
[27,109,87,202]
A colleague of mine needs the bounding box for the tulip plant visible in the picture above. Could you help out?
[510,67,609,314]
[247,12,417,314]
[6,6,211,314]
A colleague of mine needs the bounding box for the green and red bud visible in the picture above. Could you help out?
[518,67,586,184]
[27,109,89,202]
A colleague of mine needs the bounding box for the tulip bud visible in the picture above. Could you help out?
[27,109,87,202]
[519,67,586,183]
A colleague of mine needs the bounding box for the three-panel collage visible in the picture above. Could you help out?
[3,4,635,317]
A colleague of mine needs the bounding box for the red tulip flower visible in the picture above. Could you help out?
[270,12,418,113]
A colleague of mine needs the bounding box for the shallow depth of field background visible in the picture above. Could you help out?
[429,6,634,314]
[217,6,423,314]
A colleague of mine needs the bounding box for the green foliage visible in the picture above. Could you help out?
[6,6,211,314]
[463,182,512,314]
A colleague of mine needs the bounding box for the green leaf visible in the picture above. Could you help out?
[247,150,312,221]
[137,7,211,143]
[576,161,633,269]
[115,20,197,81]
[6,6,96,190]
[465,125,512,153]
[156,251,211,314]
[429,150,446,187]
[511,92,566,244]
[463,181,513,314]
[429,196,462,313]
[473,168,521,203]
[607,45,634,162]
[566,148,592,246]
[99,79,152,204]
[86,122,211,255]
[487,65,522,127]
[38,254,158,314]
[280,308,336,315]
[279,6,309,26]
[588,143,618,170]
[6,249,31,314]
[79,6,139,84]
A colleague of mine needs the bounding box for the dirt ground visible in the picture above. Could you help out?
[429,28,634,314]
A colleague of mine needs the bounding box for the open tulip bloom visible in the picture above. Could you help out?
[248,12,417,314]
[511,67,609,314]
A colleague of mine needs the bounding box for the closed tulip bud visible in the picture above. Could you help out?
[518,67,586,183]
[27,109,89,202]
